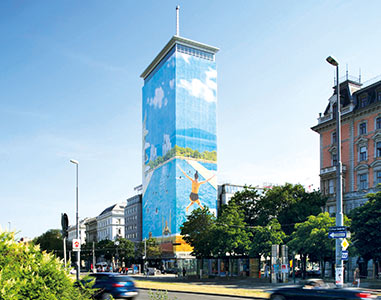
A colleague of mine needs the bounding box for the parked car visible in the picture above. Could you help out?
[269,279,379,300]
[163,267,179,274]
[84,273,138,300]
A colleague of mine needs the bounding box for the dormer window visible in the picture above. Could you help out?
[359,96,367,108]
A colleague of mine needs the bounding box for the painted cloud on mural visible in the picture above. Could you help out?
[147,86,167,108]
[178,67,217,103]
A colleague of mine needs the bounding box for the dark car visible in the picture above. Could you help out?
[269,279,379,300]
[86,273,138,300]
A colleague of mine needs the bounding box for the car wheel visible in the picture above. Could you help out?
[271,295,286,300]
[100,293,112,300]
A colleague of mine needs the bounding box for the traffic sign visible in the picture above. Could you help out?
[341,238,349,250]
[61,213,69,238]
[329,226,348,232]
[72,239,81,252]
[328,231,347,239]
[342,250,348,260]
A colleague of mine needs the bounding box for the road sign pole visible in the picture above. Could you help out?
[63,237,67,267]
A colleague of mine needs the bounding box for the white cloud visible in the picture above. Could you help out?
[178,67,217,102]
[169,79,174,89]
[147,87,166,108]
[178,53,190,64]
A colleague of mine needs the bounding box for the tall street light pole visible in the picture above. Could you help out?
[326,56,344,287]
[70,159,80,281]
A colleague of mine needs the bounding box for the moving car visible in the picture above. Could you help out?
[269,279,379,300]
[86,273,138,300]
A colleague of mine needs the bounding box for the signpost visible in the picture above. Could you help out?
[328,232,347,239]
[342,250,348,261]
[329,226,348,232]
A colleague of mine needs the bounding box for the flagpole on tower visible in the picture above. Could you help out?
[176,5,180,36]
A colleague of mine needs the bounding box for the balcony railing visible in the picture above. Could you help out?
[320,164,347,176]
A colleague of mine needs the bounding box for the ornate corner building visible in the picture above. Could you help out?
[312,75,381,215]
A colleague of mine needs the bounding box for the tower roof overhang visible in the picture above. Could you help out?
[140,35,219,80]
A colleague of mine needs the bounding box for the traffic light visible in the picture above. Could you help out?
[61,213,69,238]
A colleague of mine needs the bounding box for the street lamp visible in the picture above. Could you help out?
[326,56,344,287]
[70,159,80,281]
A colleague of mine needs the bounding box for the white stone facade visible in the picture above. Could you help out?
[97,202,126,241]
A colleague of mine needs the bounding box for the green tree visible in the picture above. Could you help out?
[260,183,327,235]
[180,207,217,257]
[288,212,350,278]
[350,191,381,274]
[227,186,263,227]
[116,237,135,266]
[33,229,64,259]
[0,231,92,299]
[213,202,251,256]
[136,238,162,259]
[96,239,115,261]
[249,218,285,259]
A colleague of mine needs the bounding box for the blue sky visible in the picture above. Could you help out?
[1,0,381,238]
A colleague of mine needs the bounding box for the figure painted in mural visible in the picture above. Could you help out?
[178,165,215,212]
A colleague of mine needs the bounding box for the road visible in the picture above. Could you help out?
[136,289,263,300]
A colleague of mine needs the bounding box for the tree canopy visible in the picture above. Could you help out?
[33,229,64,259]
[180,207,217,257]
[1,231,92,300]
[350,191,381,262]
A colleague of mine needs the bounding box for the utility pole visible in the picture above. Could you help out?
[92,241,96,273]
[326,56,344,287]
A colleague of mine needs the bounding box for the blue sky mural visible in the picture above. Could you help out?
[142,44,217,239]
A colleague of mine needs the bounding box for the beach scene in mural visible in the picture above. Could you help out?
[142,43,217,240]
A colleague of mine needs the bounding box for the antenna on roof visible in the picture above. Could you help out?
[359,68,361,83]
[346,64,348,80]
[176,5,180,36]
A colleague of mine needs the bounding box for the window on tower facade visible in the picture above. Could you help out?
[358,173,368,190]
[359,122,367,135]
[331,131,337,144]
[359,146,367,161]
[376,170,381,185]
[328,179,335,194]
[332,153,337,166]
[377,141,381,157]
[376,117,381,130]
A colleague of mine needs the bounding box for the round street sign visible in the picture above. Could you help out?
[72,239,81,251]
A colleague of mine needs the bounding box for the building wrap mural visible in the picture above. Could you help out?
[142,43,217,243]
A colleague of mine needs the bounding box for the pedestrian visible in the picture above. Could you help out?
[182,267,186,277]
[353,267,360,287]
[264,264,269,278]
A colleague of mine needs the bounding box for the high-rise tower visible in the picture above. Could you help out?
[141,34,219,256]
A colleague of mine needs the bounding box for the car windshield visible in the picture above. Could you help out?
[113,276,133,282]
